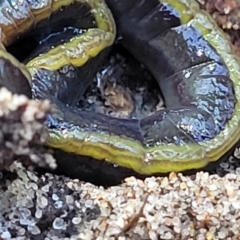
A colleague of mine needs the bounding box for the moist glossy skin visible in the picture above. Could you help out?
[0,0,240,176]
[0,46,31,98]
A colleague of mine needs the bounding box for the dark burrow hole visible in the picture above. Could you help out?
[78,44,164,120]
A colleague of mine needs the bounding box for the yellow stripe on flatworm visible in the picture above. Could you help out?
[26,0,116,75]
[47,126,208,175]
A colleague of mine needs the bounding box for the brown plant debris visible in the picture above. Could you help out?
[197,0,240,55]
[0,87,56,171]
[198,0,240,29]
